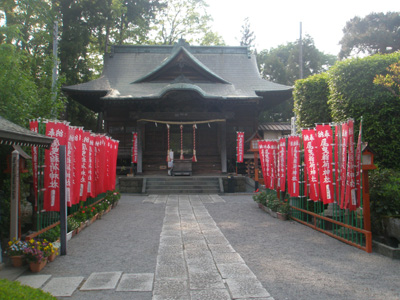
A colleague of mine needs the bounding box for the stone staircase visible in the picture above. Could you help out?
[145,177,222,194]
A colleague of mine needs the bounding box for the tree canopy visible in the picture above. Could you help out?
[257,35,336,86]
[339,12,400,59]
[239,17,255,49]
[149,0,224,46]
[374,62,400,99]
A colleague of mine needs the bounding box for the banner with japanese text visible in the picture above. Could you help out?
[355,121,362,209]
[302,129,320,201]
[287,136,300,197]
[80,131,90,202]
[67,126,76,207]
[278,138,286,192]
[339,123,349,208]
[268,141,278,190]
[346,120,356,210]
[316,125,334,204]
[258,141,267,188]
[44,122,68,211]
[334,125,340,203]
[29,120,39,209]
[132,132,138,163]
[236,132,244,163]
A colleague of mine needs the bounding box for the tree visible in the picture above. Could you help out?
[339,12,400,59]
[239,17,255,49]
[374,62,400,99]
[257,35,336,86]
[150,0,223,45]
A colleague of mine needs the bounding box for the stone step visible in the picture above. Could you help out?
[146,188,220,194]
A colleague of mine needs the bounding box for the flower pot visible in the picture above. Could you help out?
[29,259,47,273]
[47,253,57,262]
[67,231,73,241]
[10,255,24,267]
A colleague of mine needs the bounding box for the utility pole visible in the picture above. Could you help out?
[51,20,59,117]
[299,22,303,79]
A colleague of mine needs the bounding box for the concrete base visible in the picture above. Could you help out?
[372,240,400,259]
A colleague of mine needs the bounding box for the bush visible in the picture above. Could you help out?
[369,168,400,234]
[0,279,56,299]
[294,73,331,129]
[328,52,400,169]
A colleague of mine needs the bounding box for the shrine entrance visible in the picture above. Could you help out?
[140,119,225,175]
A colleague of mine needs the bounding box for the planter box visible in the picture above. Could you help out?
[258,203,277,218]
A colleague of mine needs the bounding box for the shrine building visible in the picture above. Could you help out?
[62,39,292,176]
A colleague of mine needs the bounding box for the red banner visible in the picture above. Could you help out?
[258,141,267,187]
[87,134,95,197]
[268,141,278,190]
[287,136,300,197]
[278,138,286,192]
[132,132,138,163]
[73,127,83,205]
[346,120,356,210]
[44,122,68,211]
[339,123,349,208]
[80,131,90,202]
[30,120,39,210]
[355,121,362,208]
[302,129,320,201]
[334,125,340,203]
[316,125,334,204]
[236,132,244,163]
[67,127,76,207]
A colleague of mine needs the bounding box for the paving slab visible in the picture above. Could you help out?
[42,276,84,297]
[208,243,236,253]
[225,277,271,299]
[212,252,245,264]
[216,263,257,279]
[16,274,52,289]
[190,288,232,300]
[153,279,190,300]
[188,271,225,289]
[80,271,122,290]
[116,273,154,292]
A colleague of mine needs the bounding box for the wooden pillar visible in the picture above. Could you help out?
[220,122,227,173]
[362,169,371,232]
[137,122,143,174]
[10,150,19,240]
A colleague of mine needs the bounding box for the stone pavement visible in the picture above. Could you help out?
[2,193,400,300]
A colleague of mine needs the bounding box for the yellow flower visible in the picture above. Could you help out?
[29,239,34,243]
[8,241,12,246]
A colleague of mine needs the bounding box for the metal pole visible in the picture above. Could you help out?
[59,145,67,255]
[299,22,303,79]
[51,21,58,117]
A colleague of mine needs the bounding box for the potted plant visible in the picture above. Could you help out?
[6,238,27,267]
[277,201,291,221]
[23,239,47,272]
[42,240,58,262]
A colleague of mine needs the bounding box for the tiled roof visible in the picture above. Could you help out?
[63,41,292,107]
[0,116,54,148]
[259,122,291,132]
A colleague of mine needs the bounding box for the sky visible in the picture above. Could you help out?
[207,0,398,56]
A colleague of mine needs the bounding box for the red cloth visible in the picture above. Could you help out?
[346,120,356,210]
[339,123,349,209]
[334,125,340,204]
[80,131,90,202]
[316,125,334,204]
[278,138,286,192]
[29,120,39,210]
[132,132,138,163]
[302,129,320,201]
[44,122,68,211]
[355,122,362,208]
[236,132,244,163]
[287,136,300,197]
[73,128,83,205]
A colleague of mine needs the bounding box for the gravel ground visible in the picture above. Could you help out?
[208,195,400,300]
[14,193,400,300]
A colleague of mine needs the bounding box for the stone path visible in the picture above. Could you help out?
[13,194,273,299]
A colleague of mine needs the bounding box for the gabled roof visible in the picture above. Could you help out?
[0,116,54,149]
[259,122,291,132]
[62,40,292,111]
